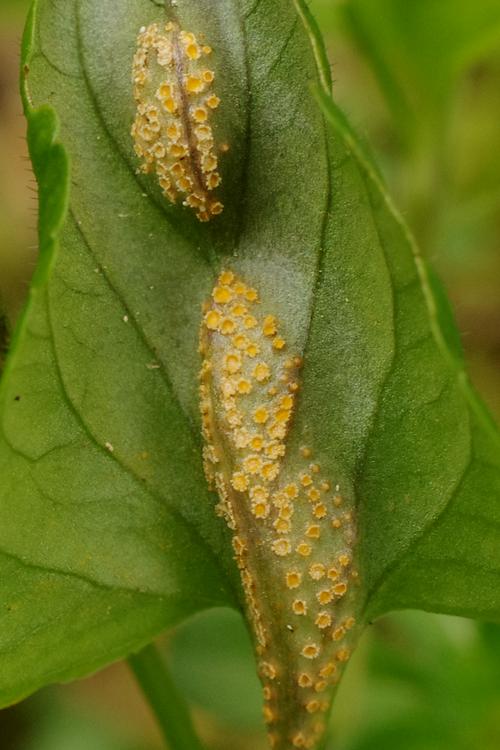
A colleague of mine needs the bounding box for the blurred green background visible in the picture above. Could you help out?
[1,0,500,748]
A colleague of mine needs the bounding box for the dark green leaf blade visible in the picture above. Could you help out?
[310,85,500,623]
[0,0,236,708]
[2,0,333,707]
[2,0,500,722]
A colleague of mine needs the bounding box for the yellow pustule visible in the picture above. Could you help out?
[131,22,224,221]
[199,270,361,750]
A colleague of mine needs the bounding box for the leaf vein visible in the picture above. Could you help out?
[69,212,200,445]
[0,544,148,596]
[364,449,473,615]
[42,280,229,586]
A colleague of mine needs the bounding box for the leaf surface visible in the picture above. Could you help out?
[1,0,499,710]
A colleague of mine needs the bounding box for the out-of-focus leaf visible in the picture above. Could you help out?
[169,608,263,730]
[23,693,148,750]
[337,0,500,135]
[335,612,500,750]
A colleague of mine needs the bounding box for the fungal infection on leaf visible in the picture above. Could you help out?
[131,22,224,221]
[199,272,362,749]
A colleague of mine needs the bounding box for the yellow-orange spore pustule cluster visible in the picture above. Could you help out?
[199,271,360,750]
[131,22,224,222]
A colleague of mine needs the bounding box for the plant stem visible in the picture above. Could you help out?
[128,643,205,750]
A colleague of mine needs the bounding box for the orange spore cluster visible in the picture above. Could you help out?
[131,22,224,221]
[199,271,360,749]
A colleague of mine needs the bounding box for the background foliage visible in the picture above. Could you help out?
[0,0,499,748]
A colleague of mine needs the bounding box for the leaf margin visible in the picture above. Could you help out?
[294,0,500,621]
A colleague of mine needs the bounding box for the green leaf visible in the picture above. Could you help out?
[2,0,500,729]
[0,306,8,377]
[341,612,500,750]
[311,88,500,623]
[169,607,263,730]
[0,0,236,708]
